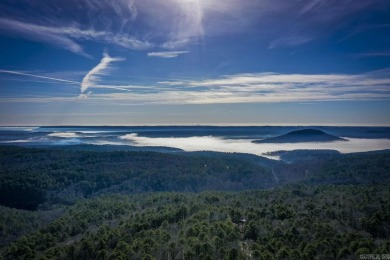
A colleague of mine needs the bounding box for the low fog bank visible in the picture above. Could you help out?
[119,134,390,156]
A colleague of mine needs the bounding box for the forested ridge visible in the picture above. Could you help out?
[0,146,389,259]
[0,146,273,210]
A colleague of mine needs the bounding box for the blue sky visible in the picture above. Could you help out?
[0,0,389,125]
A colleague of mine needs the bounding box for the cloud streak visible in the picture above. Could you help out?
[0,18,152,56]
[268,36,313,49]
[80,53,125,93]
[3,68,389,104]
[0,18,88,57]
[0,69,80,85]
[90,69,390,104]
[147,51,189,58]
[264,0,386,49]
[0,0,388,53]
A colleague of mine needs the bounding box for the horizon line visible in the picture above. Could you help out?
[1,124,390,127]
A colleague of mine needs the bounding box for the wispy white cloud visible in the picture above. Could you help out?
[0,69,80,85]
[0,18,89,57]
[0,0,145,54]
[299,0,324,16]
[48,132,80,138]
[264,0,387,49]
[80,52,125,93]
[84,89,388,105]
[2,68,390,104]
[0,18,152,56]
[0,0,251,52]
[0,0,388,52]
[147,51,189,58]
[161,73,355,87]
[268,36,313,49]
[132,1,223,50]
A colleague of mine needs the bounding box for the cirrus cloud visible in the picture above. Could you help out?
[147,51,189,58]
[80,52,125,93]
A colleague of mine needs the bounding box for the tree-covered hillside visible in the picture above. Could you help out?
[0,146,273,210]
[1,186,389,259]
[0,146,389,259]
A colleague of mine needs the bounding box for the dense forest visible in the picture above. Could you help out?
[0,146,389,259]
[0,146,274,210]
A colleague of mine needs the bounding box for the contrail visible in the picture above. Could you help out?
[0,69,80,85]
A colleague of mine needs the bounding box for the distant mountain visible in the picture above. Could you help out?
[252,129,347,143]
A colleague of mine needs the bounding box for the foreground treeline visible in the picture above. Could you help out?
[0,146,389,259]
[1,185,389,259]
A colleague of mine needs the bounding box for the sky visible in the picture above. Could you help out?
[0,0,389,126]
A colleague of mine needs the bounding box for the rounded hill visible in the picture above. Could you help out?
[252,129,347,143]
